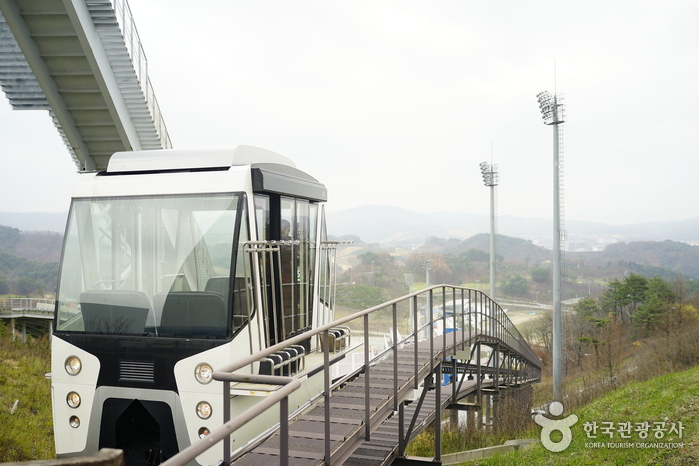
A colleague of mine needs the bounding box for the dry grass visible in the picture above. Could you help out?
[0,323,54,461]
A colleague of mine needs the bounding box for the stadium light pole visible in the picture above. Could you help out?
[479,161,498,300]
[419,253,432,288]
[536,90,566,402]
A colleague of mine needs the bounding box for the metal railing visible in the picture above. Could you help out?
[112,0,172,149]
[161,285,541,466]
[0,298,55,312]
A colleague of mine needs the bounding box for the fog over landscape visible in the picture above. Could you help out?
[1,207,697,253]
[1,1,698,230]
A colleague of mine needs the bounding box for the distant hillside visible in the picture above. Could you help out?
[328,205,488,245]
[327,205,699,246]
[419,233,551,264]
[327,206,699,281]
[0,225,62,263]
[0,225,60,296]
[3,208,697,244]
[15,231,63,263]
[341,230,699,281]
[577,240,699,278]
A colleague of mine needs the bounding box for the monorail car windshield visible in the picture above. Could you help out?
[51,146,342,466]
[56,192,250,339]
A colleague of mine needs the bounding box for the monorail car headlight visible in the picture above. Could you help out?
[196,401,212,419]
[66,391,81,408]
[69,416,80,428]
[65,356,82,375]
[194,363,213,384]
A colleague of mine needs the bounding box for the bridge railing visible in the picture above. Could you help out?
[112,0,172,149]
[161,285,541,466]
[0,297,55,312]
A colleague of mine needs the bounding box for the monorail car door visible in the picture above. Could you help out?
[253,194,318,348]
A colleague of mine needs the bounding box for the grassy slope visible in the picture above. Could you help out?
[0,326,54,462]
[1,320,698,464]
[462,366,699,465]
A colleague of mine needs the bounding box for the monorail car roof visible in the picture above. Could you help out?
[106,145,296,173]
[84,145,328,202]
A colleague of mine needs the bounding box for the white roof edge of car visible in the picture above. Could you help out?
[106,145,296,173]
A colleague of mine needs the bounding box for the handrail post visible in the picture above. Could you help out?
[323,329,331,466]
[467,289,472,348]
[398,400,405,456]
[435,361,442,463]
[364,314,371,440]
[413,295,419,390]
[451,287,457,357]
[495,344,500,389]
[451,355,456,402]
[476,341,482,401]
[460,288,466,351]
[280,396,289,466]
[392,303,398,411]
[429,289,434,374]
[223,380,231,466]
[441,287,446,357]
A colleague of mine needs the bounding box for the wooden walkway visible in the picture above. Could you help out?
[230,331,522,466]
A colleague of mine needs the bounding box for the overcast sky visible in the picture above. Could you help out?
[1,1,697,226]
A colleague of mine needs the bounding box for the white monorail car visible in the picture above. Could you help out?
[51,146,346,465]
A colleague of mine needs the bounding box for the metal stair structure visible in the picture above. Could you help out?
[0,0,171,171]
[159,285,541,466]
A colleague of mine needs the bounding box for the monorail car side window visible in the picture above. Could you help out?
[254,195,270,241]
[308,203,319,328]
[296,199,310,333]
[231,199,253,336]
[318,206,332,307]
[280,197,296,338]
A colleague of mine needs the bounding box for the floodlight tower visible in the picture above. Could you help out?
[479,161,498,300]
[536,90,566,402]
[419,252,432,287]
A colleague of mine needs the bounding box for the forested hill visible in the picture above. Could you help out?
[0,225,61,296]
[0,225,63,263]
[576,240,699,279]
[412,233,699,280]
[421,233,550,264]
[2,221,698,298]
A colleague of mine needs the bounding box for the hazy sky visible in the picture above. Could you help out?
[1,1,697,225]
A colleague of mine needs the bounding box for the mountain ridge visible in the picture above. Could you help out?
[327,205,699,248]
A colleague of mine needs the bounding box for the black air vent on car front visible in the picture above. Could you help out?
[119,360,155,383]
